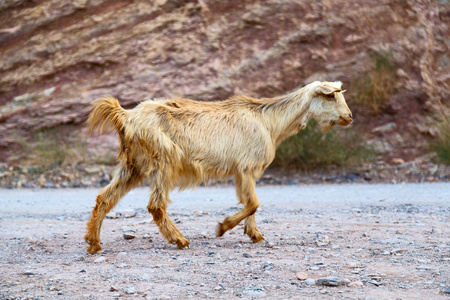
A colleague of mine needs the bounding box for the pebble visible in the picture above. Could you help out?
[444,287,450,294]
[262,261,274,270]
[93,257,106,263]
[317,276,345,286]
[243,253,252,258]
[23,236,36,244]
[348,281,363,287]
[121,226,135,232]
[126,287,136,294]
[392,158,405,165]
[266,242,274,248]
[123,233,136,240]
[121,209,137,218]
[296,272,308,280]
[22,270,35,276]
[303,278,316,286]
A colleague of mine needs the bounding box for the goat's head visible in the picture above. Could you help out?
[308,81,353,132]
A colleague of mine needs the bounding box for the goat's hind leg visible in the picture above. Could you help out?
[85,164,142,254]
[147,173,189,249]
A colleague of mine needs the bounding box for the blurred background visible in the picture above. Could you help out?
[0,0,448,188]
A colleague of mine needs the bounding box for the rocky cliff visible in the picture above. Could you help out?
[0,0,448,165]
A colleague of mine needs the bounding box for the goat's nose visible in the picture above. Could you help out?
[349,113,353,119]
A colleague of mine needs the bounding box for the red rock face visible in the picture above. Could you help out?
[0,0,448,163]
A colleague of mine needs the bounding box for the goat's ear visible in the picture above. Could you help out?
[316,85,342,95]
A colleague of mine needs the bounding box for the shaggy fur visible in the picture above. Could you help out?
[84,81,352,253]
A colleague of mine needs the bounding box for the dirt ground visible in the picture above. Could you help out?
[0,184,449,299]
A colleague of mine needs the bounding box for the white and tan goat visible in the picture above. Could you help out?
[84,81,352,253]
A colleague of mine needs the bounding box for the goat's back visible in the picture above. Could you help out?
[124,98,275,179]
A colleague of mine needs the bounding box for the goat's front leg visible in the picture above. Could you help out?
[216,173,264,243]
[147,186,189,249]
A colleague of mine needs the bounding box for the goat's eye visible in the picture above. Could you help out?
[326,94,335,99]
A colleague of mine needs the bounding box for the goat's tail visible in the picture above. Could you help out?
[87,96,126,135]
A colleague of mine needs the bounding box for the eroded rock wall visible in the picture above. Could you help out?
[0,0,448,163]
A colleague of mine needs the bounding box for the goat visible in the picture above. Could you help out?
[84,81,352,253]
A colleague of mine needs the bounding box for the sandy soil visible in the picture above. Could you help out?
[0,184,449,299]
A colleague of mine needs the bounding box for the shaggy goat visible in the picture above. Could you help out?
[84,81,352,253]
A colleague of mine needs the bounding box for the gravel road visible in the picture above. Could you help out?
[1,183,449,299]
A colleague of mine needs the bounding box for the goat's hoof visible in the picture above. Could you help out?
[87,243,102,254]
[216,223,225,237]
[248,232,265,243]
[176,239,190,249]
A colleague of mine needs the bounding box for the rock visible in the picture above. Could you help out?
[349,281,363,287]
[444,287,450,294]
[262,261,274,270]
[392,158,405,165]
[243,253,252,258]
[21,270,35,276]
[317,276,345,286]
[93,257,106,263]
[126,287,136,294]
[194,210,203,217]
[121,209,137,218]
[123,233,136,240]
[106,212,118,219]
[303,278,316,286]
[242,287,266,298]
[392,248,404,254]
[121,226,135,232]
[84,167,101,174]
[266,242,274,248]
[366,280,383,286]
[296,272,308,280]
[23,236,36,244]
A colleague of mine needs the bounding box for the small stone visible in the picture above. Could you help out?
[392,158,405,165]
[126,287,136,294]
[85,167,101,174]
[23,236,36,244]
[349,281,363,287]
[94,257,106,263]
[444,287,450,294]
[121,209,137,218]
[22,270,34,276]
[317,276,343,286]
[392,248,404,254]
[121,226,135,232]
[303,278,316,285]
[266,242,274,248]
[106,212,118,219]
[296,272,308,280]
[243,253,252,258]
[262,261,274,270]
[123,233,136,240]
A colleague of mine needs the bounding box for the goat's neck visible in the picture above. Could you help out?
[261,88,313,146]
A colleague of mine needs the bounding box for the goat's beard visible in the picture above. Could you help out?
[318,120,335,133]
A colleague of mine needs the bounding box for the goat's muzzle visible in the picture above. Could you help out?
[338,114,353,126]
